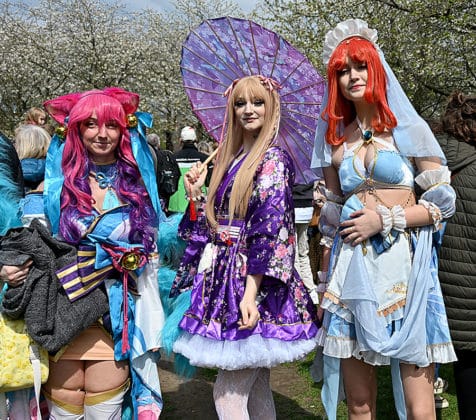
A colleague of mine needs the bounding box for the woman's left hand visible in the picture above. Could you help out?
[340,208,383,246]
[0,260,33,287]
[238,298,260,330]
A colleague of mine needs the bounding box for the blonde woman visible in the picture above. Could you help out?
[14,124,51,191]
[171,75,319,419]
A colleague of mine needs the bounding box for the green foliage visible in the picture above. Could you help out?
[260,0,476,116]
[0,0,246,143]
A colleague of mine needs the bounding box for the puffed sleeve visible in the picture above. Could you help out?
[415,166,456,229]
[244,148,296,284]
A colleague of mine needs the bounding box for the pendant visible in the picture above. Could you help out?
[362,130,373,142]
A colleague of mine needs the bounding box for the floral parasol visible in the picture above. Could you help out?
[181,16,325,184]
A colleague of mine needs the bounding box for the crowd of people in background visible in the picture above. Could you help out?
[0,16,474,420]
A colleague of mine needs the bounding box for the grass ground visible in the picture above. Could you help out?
[275,354,459,419]
[160,353,460,419]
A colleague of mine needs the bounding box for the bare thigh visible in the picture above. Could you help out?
[342,357,377,418]
[84,360,129,393]
[400,363,435,420]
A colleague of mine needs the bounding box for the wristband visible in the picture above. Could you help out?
[419,199,443,230]
[186,193,206,202]
[316,270,328,293]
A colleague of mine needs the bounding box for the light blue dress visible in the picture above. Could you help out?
[315,136,456,419]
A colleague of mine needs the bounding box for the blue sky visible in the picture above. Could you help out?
[126,0,257,13]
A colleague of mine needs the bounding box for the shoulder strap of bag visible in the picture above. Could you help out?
[0,392,7,420]
[30,344,43,417]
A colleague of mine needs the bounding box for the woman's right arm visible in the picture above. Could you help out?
[316,165,343,311]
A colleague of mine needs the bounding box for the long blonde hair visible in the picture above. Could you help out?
[206,76,281,228]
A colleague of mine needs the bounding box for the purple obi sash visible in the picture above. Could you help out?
[214,218,244,246]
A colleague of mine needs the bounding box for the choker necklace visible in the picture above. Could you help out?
[90,162,118,189]
[356,117,374,143]
[91,158,117,166]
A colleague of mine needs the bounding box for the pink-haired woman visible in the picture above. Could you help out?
[1,88,165,419]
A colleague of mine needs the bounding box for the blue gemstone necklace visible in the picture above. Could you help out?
[356,117,374,143]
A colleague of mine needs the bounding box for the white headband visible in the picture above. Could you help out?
[322,18,378,66]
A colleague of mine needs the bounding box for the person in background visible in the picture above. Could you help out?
[147,132,161,150]
[14,124,51,192]
[311,19,456,419]
[197,140,213,155]
[147,133,181,214]
[308,180,326,292]
[20,107,48,127]
[168,126,212,213]
[293,182,319,305]
[171,76,319,419]
[435,91,476,420]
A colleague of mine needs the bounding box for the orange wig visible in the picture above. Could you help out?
[323,36,397,145]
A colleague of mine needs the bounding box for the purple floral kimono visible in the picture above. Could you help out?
[172,147,319,370]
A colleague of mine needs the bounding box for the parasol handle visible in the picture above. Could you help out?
[199,146,220,174]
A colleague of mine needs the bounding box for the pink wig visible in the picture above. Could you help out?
[44,88,156,252]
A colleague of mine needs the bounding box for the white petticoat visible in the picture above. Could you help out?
[173,332,318,370]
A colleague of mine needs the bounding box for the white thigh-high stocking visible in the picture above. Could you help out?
[83,379,129,420]
[44,392,84,420]
[248,368,276,420]
[213,368,276,420]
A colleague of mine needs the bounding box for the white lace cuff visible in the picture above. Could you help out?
[316,271,328,293]
[419,199,443,231]
[415,166,451,191]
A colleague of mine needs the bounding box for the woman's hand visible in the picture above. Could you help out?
[340,208,383,246]
[238,298,260,330]
[238,274,262,330]
[0,260,33,287]
[184,162,207,199]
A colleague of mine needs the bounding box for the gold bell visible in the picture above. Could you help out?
[126,114,138,128]
[55,125,67,140]
[121,252,140,271]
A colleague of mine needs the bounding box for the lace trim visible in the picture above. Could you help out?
[324,290,406,318]
[378,298,406,317]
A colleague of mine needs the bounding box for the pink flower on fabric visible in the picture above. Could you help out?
[276,243,288,258]
[262,160,276,175]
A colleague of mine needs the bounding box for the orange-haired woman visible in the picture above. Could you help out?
[312,19,457,420]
